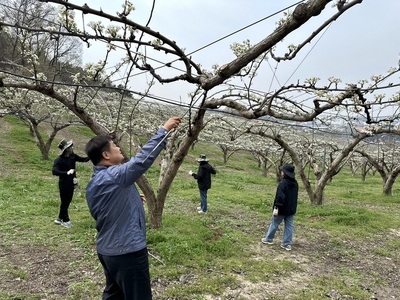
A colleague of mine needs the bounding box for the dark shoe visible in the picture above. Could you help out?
[261,238,273,245]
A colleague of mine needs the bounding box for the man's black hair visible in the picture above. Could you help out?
[85,135,112,166]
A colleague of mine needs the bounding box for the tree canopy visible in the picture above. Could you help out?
[1,0,400,227]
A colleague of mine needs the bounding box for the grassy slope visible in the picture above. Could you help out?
[0,116,399,300]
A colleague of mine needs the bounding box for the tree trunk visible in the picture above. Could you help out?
[383,168,400,196]
[361,162,368,181]
[383,179,393,196]
[149,210,163,229]
[261,158,267,177]
[312,184,325,205]
[220,146,228,163]
[146,109,206,228]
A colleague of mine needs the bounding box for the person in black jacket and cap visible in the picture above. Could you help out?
[189,154,217,214]
[52,139,90,228]
[261,164,298,250]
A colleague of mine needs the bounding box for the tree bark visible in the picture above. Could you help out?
[148,109,206,228]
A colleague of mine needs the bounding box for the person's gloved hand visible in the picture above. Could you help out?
[188,170,193,176]
[273,207,279,217]
[67,169,75,175]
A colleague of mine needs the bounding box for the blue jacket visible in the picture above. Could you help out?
[86,128,168,256]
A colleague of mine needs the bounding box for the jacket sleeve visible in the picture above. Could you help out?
[75,154,90,163]
[52,158,66,176]
[195,163,215,178]
[274,181,286,208]
[194,166,204,180]
[210,164,217,174]
[107,128,169,187]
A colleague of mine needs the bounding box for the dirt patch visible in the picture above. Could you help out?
[0,241,103,299]
[199,230,400,300]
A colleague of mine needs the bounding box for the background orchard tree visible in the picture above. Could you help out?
[198,115,250,164]
[245,122,365,204]
[2,0,400,227]
[199,114,289,177]
[220,118,288,178]
[354,136,400,196]
[243,133,285,178]
[0,0,83,81]
[247,121,400,204]
[0,84,85,159]
[347,155,377,179]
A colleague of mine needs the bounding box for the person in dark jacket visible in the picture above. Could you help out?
[261,164,298,251]
[52,139,90,228]
[85,116,181,300]
[189,154,217,214]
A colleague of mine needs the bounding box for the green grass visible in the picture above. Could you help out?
[0,116,400,299]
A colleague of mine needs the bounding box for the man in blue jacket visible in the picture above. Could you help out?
[85,116,181,300]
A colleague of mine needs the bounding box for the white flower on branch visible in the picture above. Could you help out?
[357,79,368,88]
[387,67,398,75]
[88,21,105,35]
[371,75,383,83]
[288,44,297,52]
[276,11,291,27]
[315,90,327,97]
[328,77,341,84]
[389,91,400,102]
[150,39,163,48]
[122,1,135,15]
[44,26,57,32]
[231,39,251,57]
[59,9,79,32]
[37,73,47,80]
[22,51,40,66]
[305,77,320,86]
[70,73,81,84]
[106,25,121,39]
[107,43,117,51]
[374,94,385,102]
[84,61,106,80]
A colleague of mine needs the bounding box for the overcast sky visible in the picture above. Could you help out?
[67,0,400,105]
